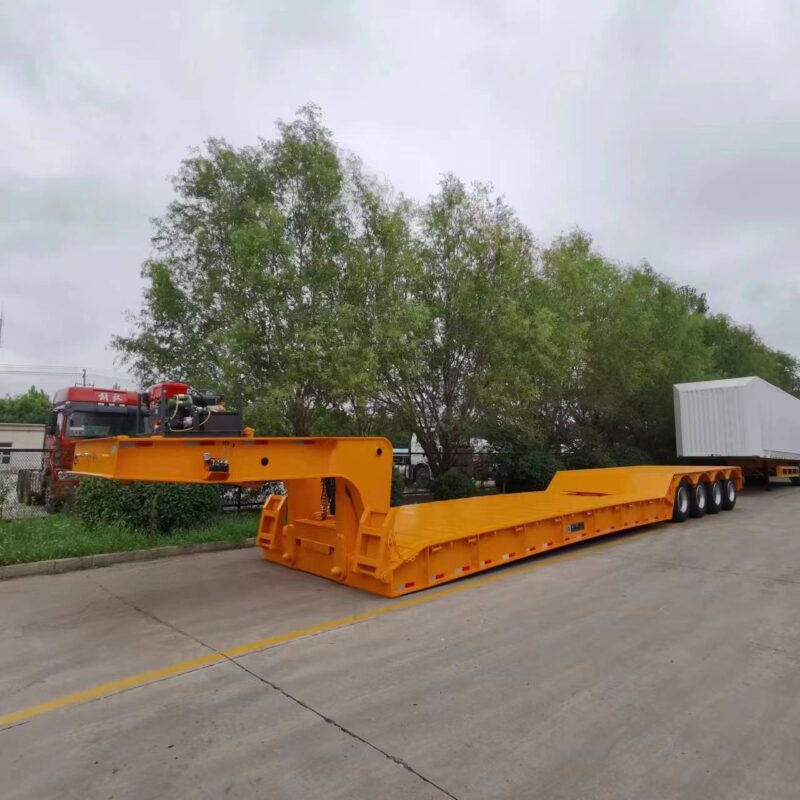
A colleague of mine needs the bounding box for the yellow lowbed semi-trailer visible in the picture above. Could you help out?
[73,436,742,597]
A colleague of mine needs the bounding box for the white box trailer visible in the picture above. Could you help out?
[674,377,800,483]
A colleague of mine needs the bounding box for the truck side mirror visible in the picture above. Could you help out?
[45,412,58,436]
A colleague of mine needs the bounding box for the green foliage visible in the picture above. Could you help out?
[115,105,409,436]
[0,513,256,566]
[0,386,51,424]
[609,443,654,466]
[74,478,221,534]
[562,446,616,470]
[390,470,406,506]
[491,441,564,492]
[114,104,800,469]
[378,175,542,475]
[431,470,478,501]
[701,314,800,395]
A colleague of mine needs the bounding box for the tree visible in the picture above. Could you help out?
[0,386,51,424]
[701,314,800,396]
[531,231,620,452]
[115,106,406,434]
[577,264,712,457]
[114,102,800,468]
[508,233,715,461]
[378,176,542,474]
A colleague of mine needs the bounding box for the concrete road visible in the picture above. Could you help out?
[2,486,800,799]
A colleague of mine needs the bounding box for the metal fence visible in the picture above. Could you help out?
[219,482,286,512]
[0,448,49,520]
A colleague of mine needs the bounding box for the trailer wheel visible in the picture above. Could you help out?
[791,477,800,487]
[672,484,690,522]
[721,479,737,510]
[689,481,707,518]
[706,479,723,514]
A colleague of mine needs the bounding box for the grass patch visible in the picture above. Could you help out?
[0,512,260,566]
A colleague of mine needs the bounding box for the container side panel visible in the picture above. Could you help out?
[674,382,752,456]
[674,377,800,460]
[754,378,800,460]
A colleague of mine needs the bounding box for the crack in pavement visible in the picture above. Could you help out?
[227,656,459,800]
[86,574,458,798]
[88,575,217,652]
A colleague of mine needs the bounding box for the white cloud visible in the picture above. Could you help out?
[1,0,798,396]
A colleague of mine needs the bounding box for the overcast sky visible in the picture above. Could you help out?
[1,0,798,396]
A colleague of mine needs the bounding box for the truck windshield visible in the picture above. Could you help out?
[66,411,137,439]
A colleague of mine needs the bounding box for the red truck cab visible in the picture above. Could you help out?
[18,387,142,510]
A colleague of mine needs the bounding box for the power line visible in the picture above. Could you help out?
[0,363,132,383]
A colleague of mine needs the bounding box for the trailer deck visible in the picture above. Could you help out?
[72,436,742,597]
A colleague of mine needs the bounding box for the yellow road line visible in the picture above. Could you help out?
[0,526,659,728]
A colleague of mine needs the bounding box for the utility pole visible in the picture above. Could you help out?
[81,368,87,387]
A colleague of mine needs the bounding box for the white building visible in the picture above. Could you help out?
[0,423,45,470]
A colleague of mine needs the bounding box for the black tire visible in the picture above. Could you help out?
[672,484,690,522]
[706,479,723,514]
[413,464,432,489]
[689,481,707,518]
[721,479,737,510]
[791,477,800,487]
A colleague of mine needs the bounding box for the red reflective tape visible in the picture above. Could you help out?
[134,441,153,447]
[404,581,415,589]
[435,572,445,580]
[508,552,516,557]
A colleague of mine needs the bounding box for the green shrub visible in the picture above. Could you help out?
[74,478,221,534]
[391,470,406,506]
[562,446,616,470]
[609,443,653,466]
[431,470,477,501]
[493,447,564,493]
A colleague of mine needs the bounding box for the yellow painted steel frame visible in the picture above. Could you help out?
[73,436,743,597]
